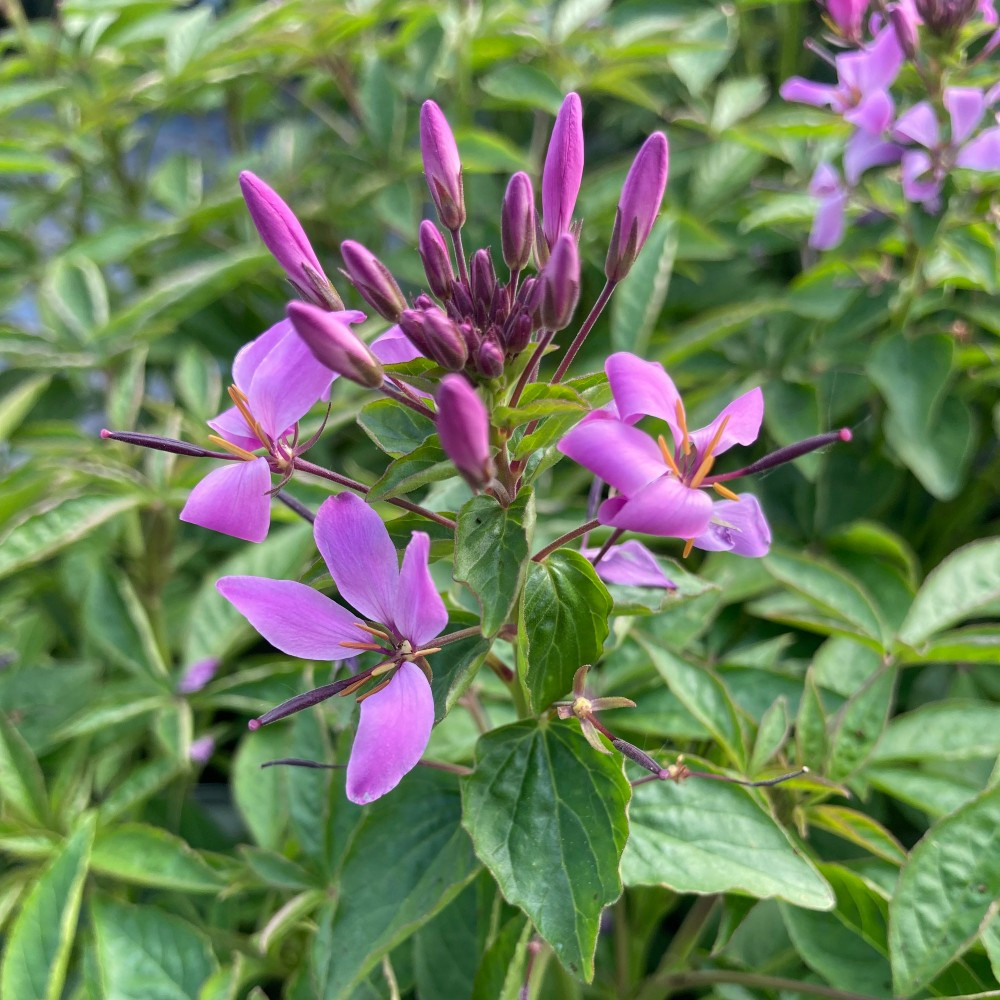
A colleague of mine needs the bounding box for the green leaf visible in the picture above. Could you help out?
[639,640,746,769]
[749,696,791,774]
[472,914,531,1000]
[898,625,1000,664]
[430,634,492,722]
[0,495,143,581]
[358,398,435,458]
[797,670,829,770]
[711,75,768,132]
[366,442,453,502]
[518,550,613,712]
[609,216,677,355]
[808,805,906,865]
[869,701,1000,764]
[313,769,479,999]
[0,375,50,442]
[479,65,564,114]
[462,721,630,980]
[232,725,290,851]
[91,896,218,999]
[494,384,587,428]
[622,768,834,910]
[164,4,212,76]
[0,713,50,827]
[43,256,109,339]
[91,824,223,893]
[889,784,1000,995]
[0,815,94,1000]
[826,667,895,782]
[898,538,1000,646]
[454,490,535,636]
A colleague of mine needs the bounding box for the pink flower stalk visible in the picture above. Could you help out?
[420,101,465,231]
[558,353,771,557]
[605,132,669,281]
[436,374,495,490]
[239,171,339,308]
[825,0,871,43]
[287,301,385,388]
[808,163,848,249]
[541,93,585,250]
[218,492,448,804]
[581,541,676,589]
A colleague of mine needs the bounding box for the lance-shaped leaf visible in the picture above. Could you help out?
[461,720,631,980]
[358,398,435,458]
[519,550,613,712]
[366,441,453,501]
[0,713,50,828]
[454,490,535,636]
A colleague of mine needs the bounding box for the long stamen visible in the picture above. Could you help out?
[713,482,741,501]
[675,400,691,456]
[657,434,682,477]
[357,624,392,641]
[682,538,694,558]
[248,673,369,729]
[689,416,730,488]
[704,428,852,484]
[206,435,260,461]
[357,676,393,702]
[228,385,272,450]
[339,640,386,651]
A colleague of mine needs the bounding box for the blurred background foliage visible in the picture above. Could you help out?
[0,0,997,997]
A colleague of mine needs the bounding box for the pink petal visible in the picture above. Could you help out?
[810,189,848,249]
[844,89,894,134]
[598,476,714,539]
[314,493,399,629]
[232,320,292,393]
[558,418,666,496]
[207,405,261,452]
[689,387,764,459]
[346,662,434,804]
[216,576,364,660]
[901,149,941,203]
[779,78,837,108]
[844,131,901,185]
[893,102,939,148]
[581,540,675,589]
[955,127,1000,171]
[179,458,271,542]
[693,495,771,557]
[394,532,448,648]
[605,352,684,437]
[945,88,986,146]
[371,325,423,364]
[857,26,903,93]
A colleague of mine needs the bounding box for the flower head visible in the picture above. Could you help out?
[218,492,448,804]
[554,666,636,755]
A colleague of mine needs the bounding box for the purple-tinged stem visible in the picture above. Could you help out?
[417,759,473,776]
[380,380,435,419]
[249,674,372,729]
[434,625,483,647]
[532,518,600,562]
[450,228,470,288]
[507,329,554,409]
[704,428,852,484]
[100,429,232,460]
[550,280,616,385]
[590,527,624,568]
[276,491,315,523]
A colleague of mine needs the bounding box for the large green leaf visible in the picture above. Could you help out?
[622,769,834,910]
[0,713,50,827]
[430,633,492,722]
[826,666,895,782]
[91,824,223,893]
[313,768,479,999]
[357,398,435,458]
[0,815,94,1000]
[897,538,1000,646]
[889,784,1000,995]
[518,550,613,712]
[461,720,630,981]
[366,442,453,501]
[869,701,1000,765]
[454,490,535,636]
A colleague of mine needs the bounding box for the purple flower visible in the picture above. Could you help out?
[808,163,849,249]
[217,492,448,804]
[780,26,903,134]
[542,93,584,251]
[190,735,215,764]
[825,0,871,43]
[177,658,219,694]
[580,540,676,589]
[436,374,495,490]
[558,353,771,557]
[420,101,465,231]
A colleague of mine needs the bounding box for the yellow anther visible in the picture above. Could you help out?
[713,482,740,501]
[227,384,270,448]
[675,399,691,455]
[357,623,392,641]
[207,435,259,461]
[689,416,730,489]
[370,660,397,678]
[657,434,682,478]
[682,538,694,559]
[339,640,384,651]
[412,646,441,658]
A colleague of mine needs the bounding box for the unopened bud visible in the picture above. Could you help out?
[824,0,870,43]
[287,301,384,388]
[542,93,584,249]
[470,248,498,307]
[915,0,977,33]
[436,374,494,490]
[501,172,536,271]
[888,2,920,56]
[475,338,505,378]
[340,240,407,322]
[399,309,468,371]
[420,100,466,230]
[418,220,455,300]
[539,233,581,331]
[605,132,669,282]
[503,312,533,356]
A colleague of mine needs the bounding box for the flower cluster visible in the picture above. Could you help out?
[782,0,999,247]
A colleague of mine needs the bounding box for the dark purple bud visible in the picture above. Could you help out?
[413,293,436,311]
[418,221,455,300]
[399,309,468,371]
[340,240,407,322]
[458,320,479,355]
[605,132,669,282]
[451,282,474,318]
[475,338,504,378]
[470,248,497,306]
[501,172,536,271]
[515,276,540,313]
[436,374,495,490]
[287,301,384,388]
[503,312,533,356]
[888,2,920,56]
[420,100,466,230]
[542,93,584,249]
[539,233,581,331]
[915,0,977,33]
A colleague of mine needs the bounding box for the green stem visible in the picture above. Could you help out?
[645,969,881,1000]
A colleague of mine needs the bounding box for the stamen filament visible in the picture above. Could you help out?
[228,384,272,450]
[339,640,386,651]
[675,400,691,455]
[357,677,392,702]
[689,416,730,488]
[657,434,682,477]
[206,435,260,461]
[713,482,741,501]
[357,624,392,641]
[682,538,694,558]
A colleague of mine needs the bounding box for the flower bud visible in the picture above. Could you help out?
[399,309,468,371]
[451,282,474,318]
[470,248,498,307]
[888,1,920,56]
[458,320,479,355]
[915,0,977,32]
[239,171,342,309]
[539,233,580,331]
[475,338,505,378]
[436,374,495,490]
[287,301,384,388]
[339,240,408,322]
[542,93,584,250]
[420,100,466,230]
[605,132,669,282]
[824,0,870,43]
[501,172,536,271]
[418,220,455,300]
[503,311,533,356]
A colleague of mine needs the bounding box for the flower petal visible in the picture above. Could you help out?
[810,188,848,249]
[955,127,1000,171]
[901,149,941,204]
[689,387,764,458]
[216,576,365,660]
[314,493,399,628]
[581,540,675,588]
[371,325,424,364]
[844,130,901,185]
[232,320,291,393]
[892,102,939,148]
[944,87,985,147]
[598,476,714,539]
[856,26,903,93]
[844,89,894,134]
[394,532,448,647]
[346,662,434,804]
[693,494,771,557]
[558,418,665,496]
[179,458,271,542]
[604,352,684,438]
[779,78,837,108]
[207,405,261,452]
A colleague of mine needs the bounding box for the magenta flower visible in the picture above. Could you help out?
[558,353,771,557]
[542,93,584,251]
[808,163,849,249]
[218,492,448,804]
[581,540,676,589]
[825,0,871,42]
[436,374,494,490]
